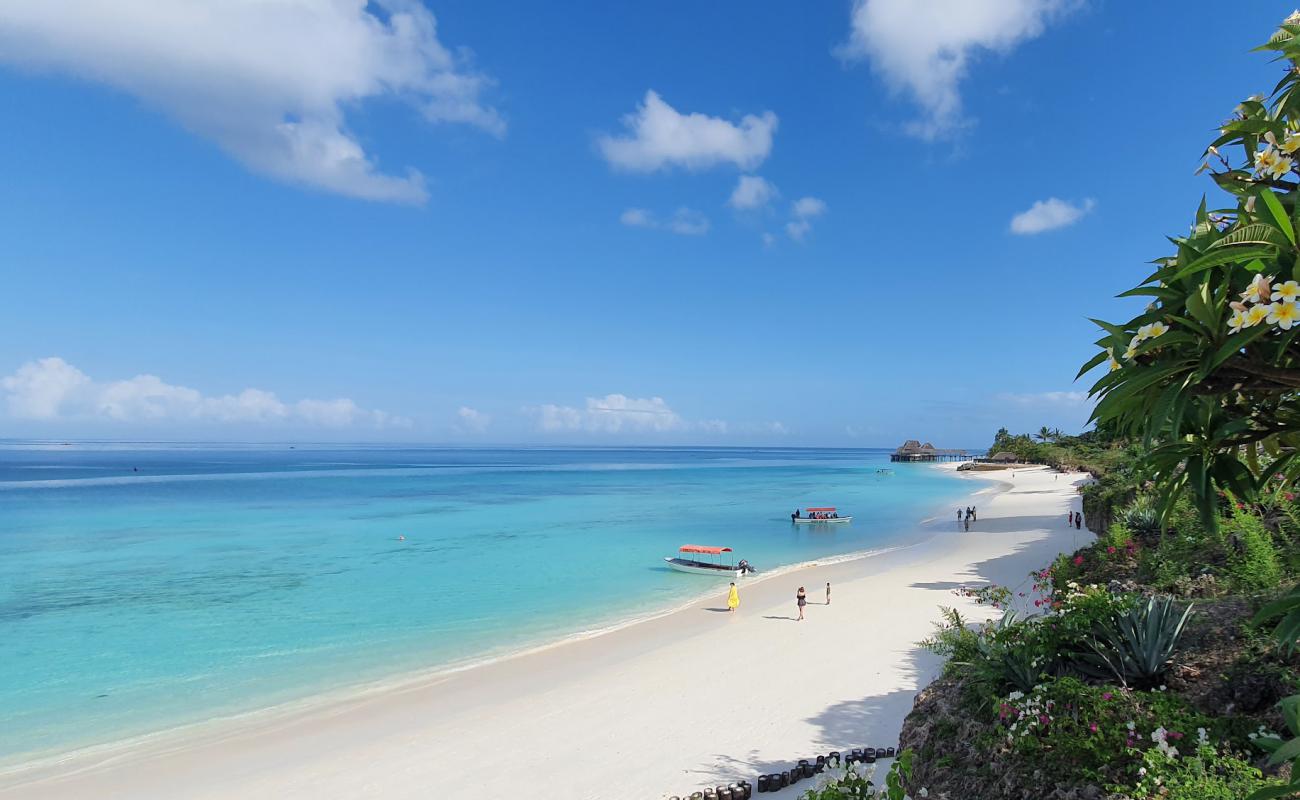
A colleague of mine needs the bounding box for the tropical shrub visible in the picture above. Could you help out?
[995,678,1248,791]
[1225,502,1285,590]
[1080,13,1300,527]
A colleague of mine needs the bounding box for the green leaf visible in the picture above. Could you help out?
[1261,189,1297,245]
[1076,349,1110,380]
[1168,246,1276,283]
[1210,222,1292,249]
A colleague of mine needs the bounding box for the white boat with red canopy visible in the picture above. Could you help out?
[793,506,852,524]
[664,545,756,577]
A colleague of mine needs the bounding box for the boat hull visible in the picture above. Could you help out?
[793,516,852,524]
[664,558,743,577]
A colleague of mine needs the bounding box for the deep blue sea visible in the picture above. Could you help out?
[0,443,968,765]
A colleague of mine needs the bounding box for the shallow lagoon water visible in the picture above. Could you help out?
[0,444,968,763]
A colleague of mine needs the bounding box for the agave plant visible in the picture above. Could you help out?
[1120,496,1163,542]
[1079,596,1194,689]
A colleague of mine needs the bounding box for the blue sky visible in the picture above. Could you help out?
[0,1,1289,447]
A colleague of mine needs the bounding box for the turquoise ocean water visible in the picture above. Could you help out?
[0,444,968,766]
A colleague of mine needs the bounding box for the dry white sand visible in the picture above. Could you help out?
[0,466,1092,800]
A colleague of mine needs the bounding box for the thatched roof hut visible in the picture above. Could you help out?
[989,451,1018,463]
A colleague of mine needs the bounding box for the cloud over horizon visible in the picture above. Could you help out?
[0,0,503,203]
[532,394,686,434]
[1009,197,1095,234]
[598,90,777,172]
[840,0,1079,139]
[1,357,408,428]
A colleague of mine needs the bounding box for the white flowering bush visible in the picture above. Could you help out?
[992,678,1269,798]
[1082,12,1300,527]
[798,751,921,800]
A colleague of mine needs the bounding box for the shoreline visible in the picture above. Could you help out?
[1,466,1081,799]
[0,469,980,777]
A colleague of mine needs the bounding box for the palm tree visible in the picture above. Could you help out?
[1035,426,1055,443]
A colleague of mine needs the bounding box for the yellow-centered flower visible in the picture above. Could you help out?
[1244,274,1276,305]
[1269,300,1300,330]
[1273,280,1300,302]
[1146,321,1169,338]
[1229,309,1247,333]
[1258,146,1282,176]
[1246,303,1272,327]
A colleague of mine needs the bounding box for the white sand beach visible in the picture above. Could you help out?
[0,466,1092,800]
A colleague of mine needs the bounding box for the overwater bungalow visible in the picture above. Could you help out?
[889,439,969,462]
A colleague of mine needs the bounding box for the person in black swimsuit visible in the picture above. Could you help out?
[796,586,807,621]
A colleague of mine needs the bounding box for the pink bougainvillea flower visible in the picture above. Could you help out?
[1089,722,1098,734]
[1073,555,1084,566]
[1102,692,1113,701]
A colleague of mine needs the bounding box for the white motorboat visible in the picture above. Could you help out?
[792,506,852,524]
[664,544,756,577]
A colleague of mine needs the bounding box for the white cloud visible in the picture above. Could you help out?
[620,208,654,227]
[1009,197,1095,235]
[767,421,789,435]
[786,196,828,241]
[619,207,710,236]
[0,1,503,203]
[598,90,777,172]
[728,175,778,210]
[455,406,491,433]
[792,197,827,218]
[1,357,408,428]
[761,232,776,247]
[998,390,1090,406]
[532,394,685,434]
[696,419,729,434]
[839,0,1078,139]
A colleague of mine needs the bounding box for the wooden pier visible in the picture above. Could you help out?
[890,439,970,462]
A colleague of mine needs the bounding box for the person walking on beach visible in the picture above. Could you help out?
[972,507,977,522]
[825,582,831,605]
[727,582,740,613]
[1075,513,1082,530]
[796,586,807,621]
[964,516,970,532]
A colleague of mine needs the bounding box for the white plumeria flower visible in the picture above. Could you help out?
[1229,309,1247,333]
[1257,146,1283,176]
[1284,133,1300,155]
[1270,300,1300,329]
[1244,274,1275,304]
[1274,280,1300,302]
[1146,321,1169,338]
[1136,323,1154,340]
[1246,303,1273,328]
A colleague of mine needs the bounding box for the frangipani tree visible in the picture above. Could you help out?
[1082,14,1300,525]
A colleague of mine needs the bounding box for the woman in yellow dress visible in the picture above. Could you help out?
[727,582,740,612]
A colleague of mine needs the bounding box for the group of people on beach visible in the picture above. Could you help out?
[1067,511,1083,529]
[957,506,977,531]
[726,581,830,622]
